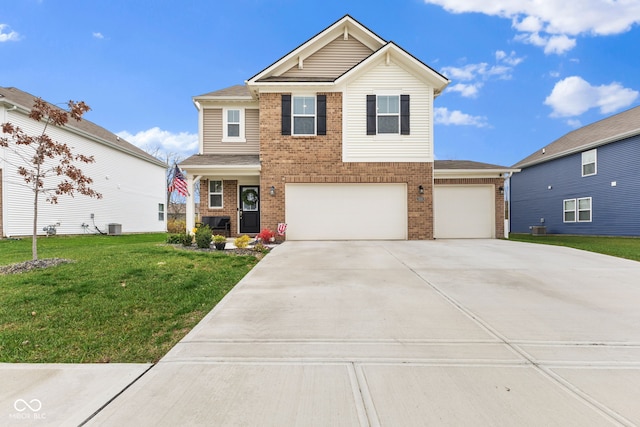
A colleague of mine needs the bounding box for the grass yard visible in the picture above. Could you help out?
[0,234,259,363]
[509,234,640,262]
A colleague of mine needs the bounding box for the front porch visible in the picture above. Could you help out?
[180,154,261,236]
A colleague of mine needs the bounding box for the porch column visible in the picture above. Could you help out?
[185,174,197,233]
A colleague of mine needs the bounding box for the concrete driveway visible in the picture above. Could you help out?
[8,240,640,426]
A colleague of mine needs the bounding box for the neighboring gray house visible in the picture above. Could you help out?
[510,105,640,236]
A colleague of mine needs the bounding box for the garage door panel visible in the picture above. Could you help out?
[286,184,407,240]
[435,185,494,239]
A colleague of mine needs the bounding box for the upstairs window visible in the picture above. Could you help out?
[377,95,400,134]
[293,96,316,135]
[582,149,597,176]
[223,108,245,142]
[367,94,410,135]
[209,180,223,208]
[281,94,326,136]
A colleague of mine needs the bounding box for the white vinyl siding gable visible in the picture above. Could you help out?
[343,60,434,162]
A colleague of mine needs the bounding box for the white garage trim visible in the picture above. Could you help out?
[285,183,407,240]
[434,185,495,238]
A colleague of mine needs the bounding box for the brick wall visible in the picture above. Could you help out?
[199,179,238,234]
[259,92,434,240]
[434,177,506,238]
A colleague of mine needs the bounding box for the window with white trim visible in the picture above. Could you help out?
[209,180,223,208]
[158,203,165,221]
[223,108,245,142]
[582,149,597,176]
[366,94,410,135]
[377,95,400,134]
[563,197,592,222]
[292,96,316,135]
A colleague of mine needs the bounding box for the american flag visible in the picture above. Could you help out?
[168,165,189,197]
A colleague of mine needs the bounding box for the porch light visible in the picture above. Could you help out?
[270,186,276,196]
[418,185,424,194]
[499,186,504,195]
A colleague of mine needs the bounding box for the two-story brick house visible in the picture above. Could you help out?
[180,15,513,240]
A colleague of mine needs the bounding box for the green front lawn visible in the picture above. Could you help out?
[509,234,640,262]
[0,234,259,363]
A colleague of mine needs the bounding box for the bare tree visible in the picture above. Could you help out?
[142,145,184,210]
[1,98,102,260]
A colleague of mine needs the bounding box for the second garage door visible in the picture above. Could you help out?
[434,185,495,238]
[285,183,407,240]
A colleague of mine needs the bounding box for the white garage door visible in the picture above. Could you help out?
[285,183,407,240]
[434,185,494,238]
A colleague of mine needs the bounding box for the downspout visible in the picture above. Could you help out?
[504,172,513,238]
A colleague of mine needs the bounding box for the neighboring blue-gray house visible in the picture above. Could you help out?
[510,105,640,236]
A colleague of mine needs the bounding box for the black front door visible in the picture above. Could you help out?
[239,186,260,234]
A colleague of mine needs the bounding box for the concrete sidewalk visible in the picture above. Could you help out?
[3,240,640,426]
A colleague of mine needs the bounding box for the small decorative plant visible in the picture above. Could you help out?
[234,235,251,249]
[195,225,212,249]
[256,228,275,243]
[179,232,193,247]
[212,234,227,250]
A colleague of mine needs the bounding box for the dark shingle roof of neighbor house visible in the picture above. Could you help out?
[0,86,165,167]
[514,105,640,169]
[180,154,260,167]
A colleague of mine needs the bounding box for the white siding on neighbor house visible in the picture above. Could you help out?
[342,59,434,162]
[1,110,166,237]
[202,107,259,155]
[281,35,373,79]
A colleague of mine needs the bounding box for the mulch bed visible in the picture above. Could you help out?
[0,258,74,275]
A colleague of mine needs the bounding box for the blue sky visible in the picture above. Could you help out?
[2,0,639,166]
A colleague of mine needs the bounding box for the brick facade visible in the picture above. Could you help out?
[434,177,506,238]
[258,92,434,240]
[199,179,239,234]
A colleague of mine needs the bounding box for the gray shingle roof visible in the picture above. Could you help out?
[179,154,260,167]
[195,85,252,98]
[0,86,165,167]
[434,160,513,170]
[514,105,640,168]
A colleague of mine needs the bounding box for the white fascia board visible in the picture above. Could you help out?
[435,169,520,179]
[517,128,640,169]
[248,82,335,94]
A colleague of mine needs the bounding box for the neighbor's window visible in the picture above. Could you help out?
[563,197,592,223]
[582,149,597,176]
[292,96,316,135]
[158,203,165,221]
[577,197,592,222]
[563,199,576,222]
[223,108,245,142]
[377,95,400,134]
[209,180,223,208]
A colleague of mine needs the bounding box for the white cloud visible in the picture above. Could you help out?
[566,119,582,128]
[117,127,198,157]
[92,32,105,39]
[448,83,483,98]
[434,107,489,127]
[423,0,640,54]
[0,24,20,42]
[441,50,523,97]
[544,76,639,117]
